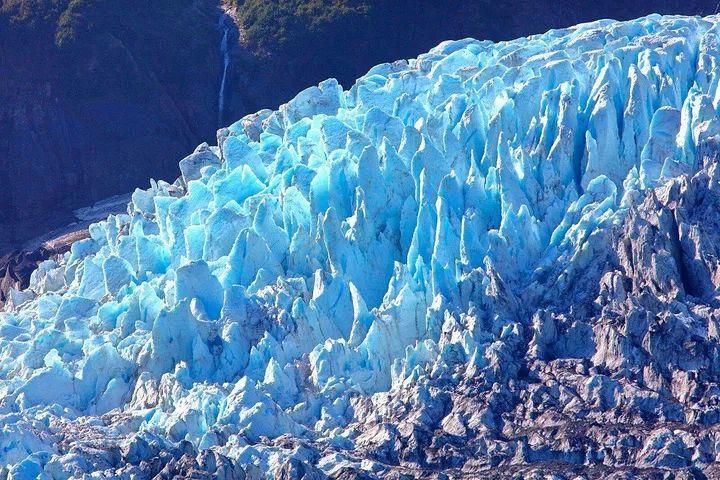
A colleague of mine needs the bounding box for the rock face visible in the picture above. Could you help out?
[0,0,222,252]
[4,13,720,480]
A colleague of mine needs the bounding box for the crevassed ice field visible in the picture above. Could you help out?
[3,13,720,479]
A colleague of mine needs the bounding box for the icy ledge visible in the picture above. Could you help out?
[3,14,720,479]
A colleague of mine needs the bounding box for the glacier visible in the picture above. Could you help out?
[4,13,720,479]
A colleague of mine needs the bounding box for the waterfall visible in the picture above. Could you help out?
[218,15,231,127]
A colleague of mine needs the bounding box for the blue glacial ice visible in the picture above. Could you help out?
[3,13,720,478]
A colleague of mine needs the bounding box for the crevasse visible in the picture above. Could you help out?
[2,13,720,477]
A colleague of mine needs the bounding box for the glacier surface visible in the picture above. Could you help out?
[3,13,720,479]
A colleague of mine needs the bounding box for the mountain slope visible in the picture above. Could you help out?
[3,13,720,480]
[0,0,222,251]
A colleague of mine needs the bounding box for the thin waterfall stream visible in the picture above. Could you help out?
[218,14,232,127]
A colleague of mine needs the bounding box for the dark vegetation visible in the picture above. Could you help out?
[233,0,371,57]
[0,0,715,253]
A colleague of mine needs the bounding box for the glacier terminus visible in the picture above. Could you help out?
[4,13,720,479]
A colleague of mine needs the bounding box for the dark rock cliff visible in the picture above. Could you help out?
[0,0,222,251]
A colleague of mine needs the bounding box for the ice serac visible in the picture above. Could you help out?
[4,14,720,479]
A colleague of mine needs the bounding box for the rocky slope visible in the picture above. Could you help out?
[4,13,720,479]
[0,0,222,252]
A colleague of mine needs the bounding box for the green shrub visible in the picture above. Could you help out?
[236,0,371,56]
